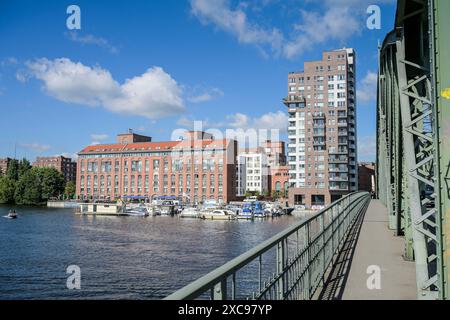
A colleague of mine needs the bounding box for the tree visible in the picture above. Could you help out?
[38,168,65,201]
[64,181,76,199]
[14,169,42,205]
[0,176,16,204]
[6,159,19,181]
[18,158,31,178]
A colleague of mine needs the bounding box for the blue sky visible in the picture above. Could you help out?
[0,0,396,162]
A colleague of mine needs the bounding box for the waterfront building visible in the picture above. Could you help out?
[0,157,12,176]
[237,148,269,195]
[76,130,238,204]
[261,140,286,167]
[33,156,77,183]
[270,166,289,197]
[236,157,247,197]
[285,48,358,207]
[358,162,376,194]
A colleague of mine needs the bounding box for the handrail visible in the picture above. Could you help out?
[165,191,370,300]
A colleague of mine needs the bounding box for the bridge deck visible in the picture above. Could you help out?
[319,200,417,300]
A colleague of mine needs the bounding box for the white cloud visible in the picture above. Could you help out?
[66,31,118,54]
[90,133,109,141]
[188,87,224,103]
[26,58,185,119]
[177,110,288,132]
[90,133,109,145]
[190,0,393,59]
[357,71,377,103]
[358,135,376,161]
[20,143,51,152]
[190,0,283,55]
[1,57,18,67]
[227,110,288,131]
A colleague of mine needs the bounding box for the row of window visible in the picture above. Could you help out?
[79,173,225,195]
[80,158,225,173]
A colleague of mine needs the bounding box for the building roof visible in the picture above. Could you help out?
[78,139,231,155]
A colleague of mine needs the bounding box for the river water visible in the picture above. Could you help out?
[0,206,300,299]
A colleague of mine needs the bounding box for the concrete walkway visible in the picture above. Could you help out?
[319,200,417,300]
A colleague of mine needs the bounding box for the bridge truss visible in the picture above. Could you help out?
[376,0,449,299]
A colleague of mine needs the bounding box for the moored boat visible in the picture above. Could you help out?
[201,209,236,220]
[179,207,200,218]
[124,206,149,217]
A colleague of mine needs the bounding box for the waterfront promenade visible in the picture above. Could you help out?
[319,200,417,300]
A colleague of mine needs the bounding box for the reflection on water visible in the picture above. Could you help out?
[0,206,300,299]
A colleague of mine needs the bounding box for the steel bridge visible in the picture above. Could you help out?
[164,0,449,301]
[376,0,449,299]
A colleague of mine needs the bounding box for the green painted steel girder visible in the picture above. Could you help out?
[377,0,449,300]
[431,0,450,299]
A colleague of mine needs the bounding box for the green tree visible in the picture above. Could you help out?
[38,168,65,201]
[0,176,16,204]
[64,181,76,199]
[14,169,42,205]
[6,159,19,181]
[18,158,31,178]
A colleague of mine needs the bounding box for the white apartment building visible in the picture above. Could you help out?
[237,150,269,195]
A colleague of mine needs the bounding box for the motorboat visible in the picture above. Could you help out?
[201,209,236,220]
[124,206,149,217]
[3,210,17,219]
[253,202,268,218]
[179,207,200,218]
[238,203,254,220]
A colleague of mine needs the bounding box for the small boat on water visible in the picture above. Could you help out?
[238,203,254,220]
[124,207,149,217]
[253,202,268,218]
[179,207,200,218]
[3,210,17,219]
[202,209,236,220]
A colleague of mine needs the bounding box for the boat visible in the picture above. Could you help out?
[253,202,268,218]
[238,203,254,220]
[201,209,236,220]
[124,206,149,217]
[3,210,17,219]
[179,207,200,218]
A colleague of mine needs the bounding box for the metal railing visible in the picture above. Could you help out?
[165,192,371,300]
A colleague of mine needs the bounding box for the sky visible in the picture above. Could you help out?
[0,0,396,162]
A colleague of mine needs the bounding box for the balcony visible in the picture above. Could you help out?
[338,131,348,136]
[337,122,348,127]
[329,157,348,164]
[329,166,349,173]
[312,112,326,119]
[313,131,326,137]
[330,185,349,191]
[329,149,348,155]
[313,140,326,146]
[329,175,349,182]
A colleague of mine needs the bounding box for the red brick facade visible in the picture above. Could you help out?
[33,156,77,183]
[76,132,238,204]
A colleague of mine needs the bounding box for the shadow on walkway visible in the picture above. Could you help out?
[317,203,368,300]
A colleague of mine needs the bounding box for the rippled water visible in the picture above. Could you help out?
[0,206,300,299]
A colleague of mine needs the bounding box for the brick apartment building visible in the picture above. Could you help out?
[285,48,358,207]
[33,156,77,183]
[76,130,238,204]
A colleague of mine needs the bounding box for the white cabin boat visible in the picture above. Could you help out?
[202,209,236,220]
[180,207,200,218]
